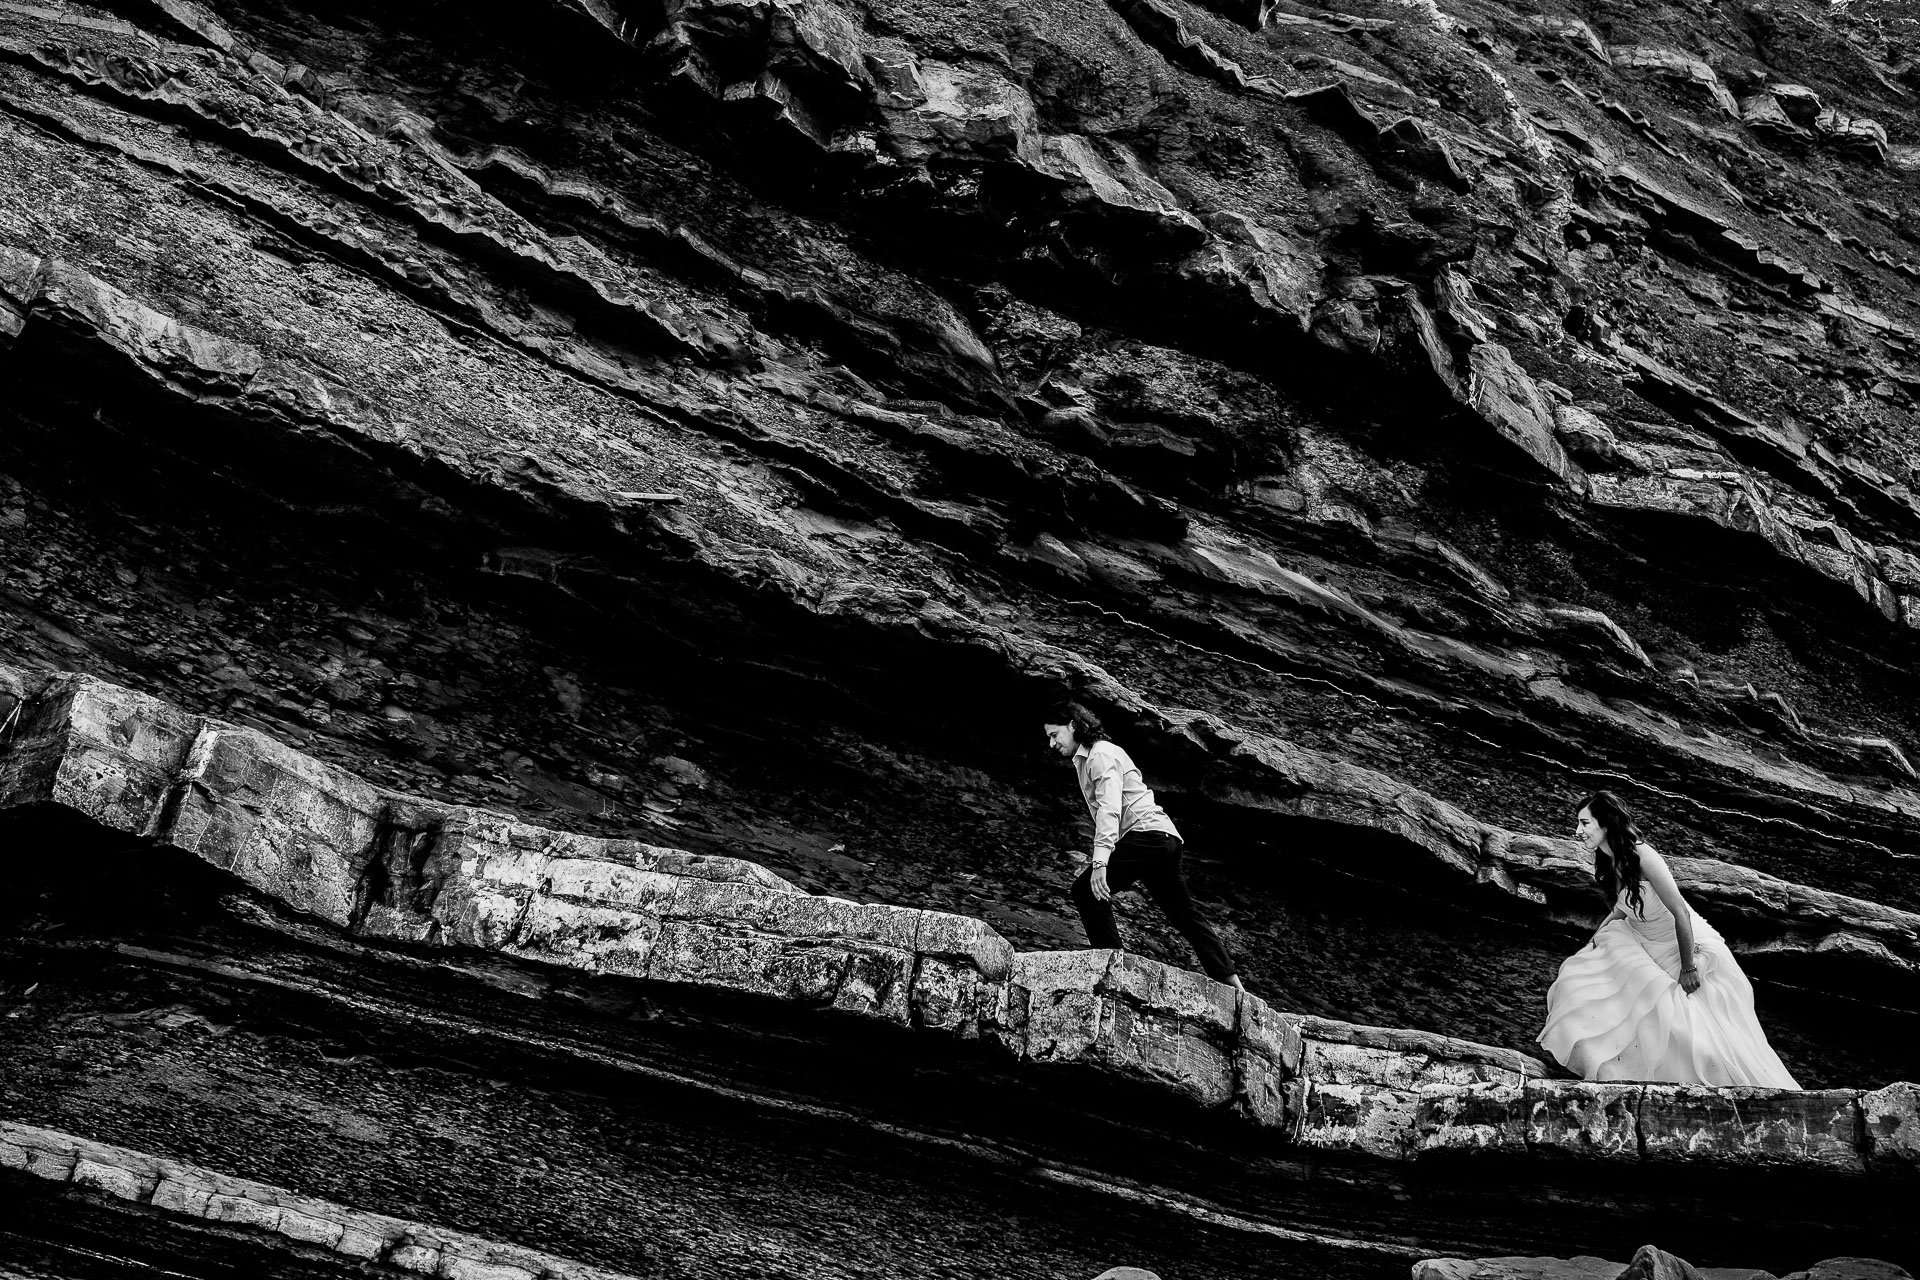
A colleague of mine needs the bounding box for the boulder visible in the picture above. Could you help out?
[1412,1258,1624,1280]
[1415,1249,1908,1280]
[1769,84,1824,124]
[1619,1245,1709,1280]
[1859,1082,1920,1171]
[1780,1264,1912,1280]
[1740,92,1810,140]
[1815,112,1889,163]
[1608,46,1741,115]
[1554,405,1626,470]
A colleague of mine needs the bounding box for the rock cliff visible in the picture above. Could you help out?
[3,667,1917,1276]
[4,0,1920,1272]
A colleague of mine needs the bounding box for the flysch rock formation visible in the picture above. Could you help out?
[3,0,1920,1270]
[2,664,1917,1276]
[5,1121,650,1280]
[1416,1244,1913,1280]
[3,0,1920,1084]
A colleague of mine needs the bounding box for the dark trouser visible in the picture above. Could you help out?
[1071,830,1238,983]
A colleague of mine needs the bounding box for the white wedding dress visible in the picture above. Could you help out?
[1538,879,1800,1088]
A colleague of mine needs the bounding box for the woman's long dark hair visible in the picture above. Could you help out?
[1581,790,1646,916]
[1045,701,1108,747]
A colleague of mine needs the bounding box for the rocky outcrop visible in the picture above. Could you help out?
[0,661,1016,1038]
[5,661,1919,1189]
[5,13,1920,964]
[4,1122,644,1280]
[9,656,1918,1009]
[8,2,1920,1075]
[7,0,1920,1269]
[1418,1260,1627,1280]
[1416,1245,1914,1280]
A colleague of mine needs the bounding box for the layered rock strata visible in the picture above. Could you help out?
[4,1121,646,1280]
[1,0,1919,1072]
[3,663,1917,1276]
[6,0,1920,1269]
[1416,1244,1914,1280]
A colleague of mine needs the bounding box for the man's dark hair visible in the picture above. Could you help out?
[1044,701,1108,746]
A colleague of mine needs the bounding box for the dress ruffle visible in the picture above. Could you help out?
[1537,894,1799,1088]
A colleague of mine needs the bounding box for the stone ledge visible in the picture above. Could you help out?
[1321,1076,1912,1172]
[4,231,1917,981]
[2,662,1916,1175]
[5,0,1919,948]
[1415,1243,1913,1280]
[0,663,1012,1034]
[1,1120,643,1280]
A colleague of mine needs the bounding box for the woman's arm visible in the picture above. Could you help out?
[1587,905,1624,948]
[1636,843,1702,994]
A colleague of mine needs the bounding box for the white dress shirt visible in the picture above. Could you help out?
[1073,739,1180,864]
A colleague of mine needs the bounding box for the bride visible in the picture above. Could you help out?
[1537,791,1800,1088]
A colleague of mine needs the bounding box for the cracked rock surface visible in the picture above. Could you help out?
[3,667,1918,1275]
[4,0,1920,1269]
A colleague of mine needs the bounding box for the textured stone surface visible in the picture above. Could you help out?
[1525,1081,1641,1160]
[1293,1019,1543,1158]
[1413,1259,1628,1280]
[999,949,1242,1108]
[7,660,1916,1188]
[7,0,1920,1269]
[1618,1245,1718,1280]
[0,0,1918,1093]
[3,1121,640,1280]
[1414,1081,1531,1154]
[0,663,1024,1037]
[1860,1082,1920,1173]
[1418,1249,1911,1280]
[1637,1087,1865,1173]
[1782,1263,1913,1280]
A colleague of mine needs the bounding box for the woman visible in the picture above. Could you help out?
[1537,791,1799,1087]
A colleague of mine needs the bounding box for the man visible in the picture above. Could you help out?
[1044,702,1244,992]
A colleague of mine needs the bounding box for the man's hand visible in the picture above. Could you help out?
[1089,864,1111,902]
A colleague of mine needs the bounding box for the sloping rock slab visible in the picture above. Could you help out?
[2,662,1916,1182]
[0,664,1012,1032]
[2,1120,640,1280]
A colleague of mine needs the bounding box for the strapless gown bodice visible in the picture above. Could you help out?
[1537,883,1799,1088]
[1617,884,1687,955]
